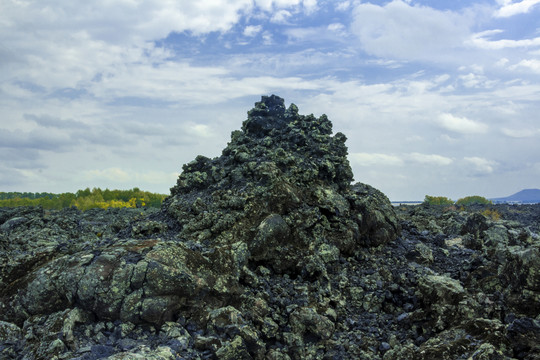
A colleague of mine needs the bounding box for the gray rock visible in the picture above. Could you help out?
[289,307,335,340]
[350,183,401,247]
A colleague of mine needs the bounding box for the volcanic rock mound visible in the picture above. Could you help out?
[163,94,400,273]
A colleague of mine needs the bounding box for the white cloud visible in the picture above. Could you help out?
[285,24,350,43]
[460,73,480,88]
[350,0,471,61]
[469,30,540,49]
[336,0,351,11]
[464,157,497,175]
[254,0,317,16]
[495,57,510,67]
[0,0,320,47]
[336,1,351,12]
[81,59,325,105]
[349,152,453,167]
[440,134,459,143]
[139,171,180,185]
[458,72,497,89]
[185,124,215,139]
[407,153,453,166]
[255,0,298,11]
[83,168,179,185]
[434,74,451,84]
[271,9,293,23]
[85,168,131,183]
[262,31,274,44]
[302,0,318,13]
[495,0,540,17]
[328,23,346,34]
[0,0,328,97]
[1,0,254,45]
[244,25,263,37]
[510,59,540,73]
[438,113,488,134]
[501,127,540,138]
[349,153,404,167]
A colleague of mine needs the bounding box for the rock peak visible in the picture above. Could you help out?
[164,95,400,272]
[258,94,286,116]
[170,95,351,195]
[243,94,292,137]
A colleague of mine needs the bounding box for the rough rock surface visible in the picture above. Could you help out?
[163,94,400,273]
[1,96,539,359]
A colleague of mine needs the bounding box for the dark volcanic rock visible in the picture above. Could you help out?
[163,95,400,273]
[1,96,539,359]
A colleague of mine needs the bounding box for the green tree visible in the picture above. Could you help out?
[456,195,492,206]
[76,188,92,198]
[423,195,454,206]
[0,188,167,210]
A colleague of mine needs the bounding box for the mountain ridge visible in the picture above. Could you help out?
[491,188,540,203]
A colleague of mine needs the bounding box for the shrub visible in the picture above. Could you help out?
[481,208,501,221]
[456,196,492,206]
[423,195,454,206]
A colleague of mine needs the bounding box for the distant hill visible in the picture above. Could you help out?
[491,189,540,204]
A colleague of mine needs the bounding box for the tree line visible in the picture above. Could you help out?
[423,195,492,206]
[0,188,167,211]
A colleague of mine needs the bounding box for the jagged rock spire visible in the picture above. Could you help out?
[164,95,400,272]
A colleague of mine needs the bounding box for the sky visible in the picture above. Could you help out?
[1,0,540,200]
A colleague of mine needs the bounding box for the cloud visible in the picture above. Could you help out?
[407,153,453,166]
[285,25,350,44]
[121,121,168,137]
[1,0,257,48]
[253,0,319,14]
[185,123,215,139]
[83,167,179,185]
[85,168,131,183]
[350,0,471,61]
[469,30,540,49]
[271,10,293,23]
[20,113,129,148]
[0,166,28,188]
[243,25,263,37]
[0,129,76,152]
[328,23,347,35]
[82,59,322,105]
[336,1,351,12]
[510,59,540,73]
[464,157,497,175]
[457,70,497,89]
[494,0,540,17]
[24,114,89,130]
[438,113,488,134]
[0,0,326,100]
[349,152,453,167]
[0,148,41,169]
[349,153,404,167]
[501,127,540,138]
[302,0,318,14]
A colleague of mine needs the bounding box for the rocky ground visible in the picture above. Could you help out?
[1,96,539,359]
